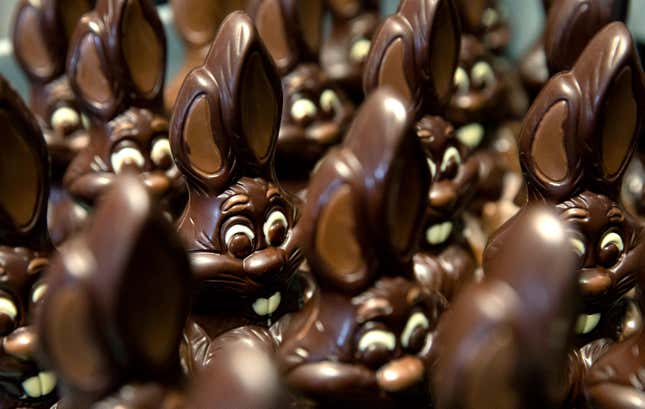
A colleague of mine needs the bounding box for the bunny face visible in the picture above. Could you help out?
[454,0,510,54]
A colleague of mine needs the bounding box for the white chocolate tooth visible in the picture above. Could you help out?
[23,376,41,398]
[575,313,601,335]
[456,123,485,149]
[268,292,281,315]
[426,224,442,245]
[252,298,269,316]
[441,222,453,242]
[39,372,57,396]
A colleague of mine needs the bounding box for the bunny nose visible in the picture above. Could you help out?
[243,248,287,280]
[578,269,612,297]
[3,326,37,361]
[429,182,457,211]
[142,173,170,198]
[376,356,425,393]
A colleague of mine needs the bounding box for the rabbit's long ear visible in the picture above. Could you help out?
[0,76,50,250]
[544,0,628,75]
[573,22,644,195]
[170,11,282,194]
[38,176,190,402]
[12,0,91,83]
[250,0,324,74]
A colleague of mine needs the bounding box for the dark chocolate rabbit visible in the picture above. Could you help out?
[485,22,645,405]
[63,0,185,219]
[0,76,57,409]
[169,11,304,366]
[454,0,510,55]
[277,88,446,409]
[363,0,480,301]
[12,0,93,246]
[248,0,354,194]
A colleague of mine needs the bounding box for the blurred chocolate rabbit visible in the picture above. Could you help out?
[454,0,510,55]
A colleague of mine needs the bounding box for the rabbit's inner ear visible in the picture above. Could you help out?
[297,0,323,53]
[430,0,458,102]
[601,68,636,176]
[316,184,364,276]
[14,6,55,78]
[387,154,422,254]
[241,53,278,161]
[58,0,91,42]
[184,94,222,174]
[0,111,40,228]
[47,287,108,390]
[531,100,569,182]
[75,35,113,105]
[379,38,412,102]
[256,0,290,68]
[122,0,163,95]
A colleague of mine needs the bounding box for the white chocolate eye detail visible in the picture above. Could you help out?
[471,61,496,89]
[0,298,17,320]
[291,98,317,121]
[151,138,172,166]
[441,146,461,172]
[427,158,437,178]
[263,211,288,243]
[224,224,255,248]
[358,329,396,352]
[51,107,80,131]
[575,313,601,335]
[32,284,48,303]
[320,89,341,114]
[401,312,430,348]
[570,238,586,258]
[600,232,624,252]
[482,8,500,28]
[111,146,145,173]
[454,67,469,94]
[350,38,371,62]
[81,114,90,129]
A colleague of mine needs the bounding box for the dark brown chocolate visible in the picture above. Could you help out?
[454,0,510,54]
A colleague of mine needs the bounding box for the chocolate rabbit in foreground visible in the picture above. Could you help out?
[0,76,57,409]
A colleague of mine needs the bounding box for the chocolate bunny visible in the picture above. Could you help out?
[363,0,480,301]
[37,176,191,409]
[434,205,580,409]
[164,0,246,112]
[320,0,381,103]
[0,76,57,408]
[248,0,355,194]
[169,11,304,366]
[454,0,510,55]
[63,0,186,219]
[12,0,93,246]
[485,22,645,404]
[277,88,446,408]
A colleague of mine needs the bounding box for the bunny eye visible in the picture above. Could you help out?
[441,146,461,179]
[291,98,318,122]
[151,137,173,169]
[263,211,288,247]
[482,8,500,28]
[111,145,145,173]
[31,283,48,304]
[570,237,586,259]
[453,67,470,95]
[0,295,17,335]
[427,158,437,179]
[350,38,371,63]
[471,61,496,90]
[224,224,255,259]
[320,89,341,115]
[598,231,624,268]
[401,312,430,351]
[51,106,80,135]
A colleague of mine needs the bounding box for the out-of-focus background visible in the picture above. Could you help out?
[1,0,644,98]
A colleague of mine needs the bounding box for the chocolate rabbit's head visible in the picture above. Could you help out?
[454,0,510,54]
[37,176,191,408]
[0,76,56,409]
[250,0,354,179]
[278,88,443,408]
[170,12,302,324]
[12,0,92,176]
[487,23,645,346]
[63,0,184,215]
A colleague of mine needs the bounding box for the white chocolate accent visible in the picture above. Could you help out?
[453,67,469,95]
[320,89,341,114]
[51,107,79,131]
[291,99,317,121]
[268,292,281,315]
[22,376,41,398]
[350,38,371,63]
[252,292,281,316]
[0,297,17,320]
[111,146,145,173]
[441,146,461,172]
[575,313,601,335]
[224,224,255,248]
[151,138,172,166]
[427,159,437,179]
[456,123,484,148]
[471,61,496,89]
[358,329,396,353]
[22,372,57,398]
[263,211,288,244]
[482,8,500,28]
[32,284,48,303]
[401,312,430,348]
[426,221,453,246]
[600,232,624,253]
[570,238,586,258]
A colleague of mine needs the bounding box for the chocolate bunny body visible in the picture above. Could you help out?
[249,0,354,194]
[277,88,446,408]
[485,22,645,405]
[63,0,185,219]
[169,12,304,367]
[0,77,57,408]
[12,0,93,246]
[363,0,480,301]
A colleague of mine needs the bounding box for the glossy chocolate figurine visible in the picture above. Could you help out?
[12,0,93,246]
[63,0,185,218]
[0,76,56,408]
[434,205,579,409]
[277,88,446,408]
[249,0,354,194]
[169,11,303,367]
[37,176,191,409]
[486,22,645,405]
[363,0,479,301]
[164,0,246,111]
[320,0,381,103]
[454,0,510,55]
